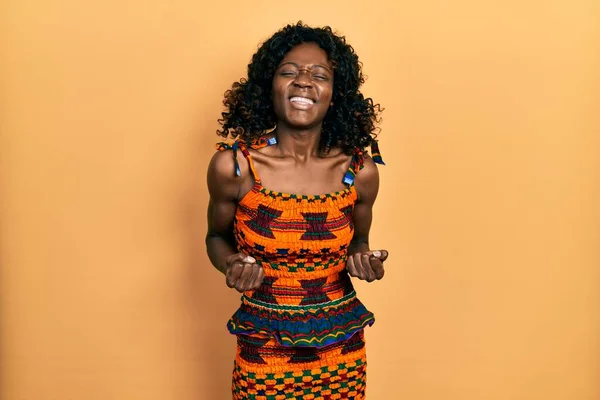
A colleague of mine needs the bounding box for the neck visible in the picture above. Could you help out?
[273,124,323,158]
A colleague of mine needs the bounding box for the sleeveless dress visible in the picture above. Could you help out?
[216,136,384,400]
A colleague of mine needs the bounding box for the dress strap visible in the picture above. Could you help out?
[370,139,386,165]
[342,149,364,185]
[215,140,242,177]
[342,140,385,185]
[239,144,261,183]
[215,136,278,182]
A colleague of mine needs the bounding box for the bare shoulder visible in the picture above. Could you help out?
[354,155,380,205]
[208,149,239,176]
[207,149,250,201]
[358,155,380,179]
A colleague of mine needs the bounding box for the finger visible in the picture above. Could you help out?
[346,255,359,277]
[379,250,389,262]
[225,253,252,281]
[252,266,265,289]
[227,253,245,264]
[235,263,255,292]
[370,257,385,280]
[242,255,256,263]
[232,263,247,292]
[246,264,261,290]
[368,250,382,258]
[354,253,368,280]
[352,253,365,279]
[226,262,243,288]
[367,250,388,262]
[249,266,265,290]
[361,253,376,282]
[227,253,256,268]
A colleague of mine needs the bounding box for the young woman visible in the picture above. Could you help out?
[206,22,388,399]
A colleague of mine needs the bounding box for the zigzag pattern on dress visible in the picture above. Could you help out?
[216,136,384,399]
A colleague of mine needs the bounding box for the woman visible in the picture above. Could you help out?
[206,22,388,399]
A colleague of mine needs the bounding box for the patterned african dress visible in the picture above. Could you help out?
[216,136,385,400]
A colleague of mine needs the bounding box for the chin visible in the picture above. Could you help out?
[285,120,320,130]
[283,113,322,129]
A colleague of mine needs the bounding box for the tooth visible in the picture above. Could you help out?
[291,97,312,104]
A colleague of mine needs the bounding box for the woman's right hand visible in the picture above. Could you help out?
[225,253,265,292]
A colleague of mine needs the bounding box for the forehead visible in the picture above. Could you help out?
[280,42,332,68]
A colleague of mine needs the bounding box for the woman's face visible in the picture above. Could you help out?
[272,42,334,130]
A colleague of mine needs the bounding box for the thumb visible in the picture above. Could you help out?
[367,250,382,259]
[227,253,256,265]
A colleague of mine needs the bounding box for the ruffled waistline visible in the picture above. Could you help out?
[227,291,375,348]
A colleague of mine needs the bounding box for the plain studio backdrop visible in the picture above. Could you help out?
[1,1,599,399]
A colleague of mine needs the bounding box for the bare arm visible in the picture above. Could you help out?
[346,157,389,281]
[206,150,241,273]
[205,150,264,291]
[349,157,379,254]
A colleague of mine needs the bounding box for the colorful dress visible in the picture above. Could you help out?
[216,136,384,400]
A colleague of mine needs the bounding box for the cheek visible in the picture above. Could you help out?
[321,82,333,98]
[272,78,287,94]
[272,82,288,106]
[321,85,334,105]
[271,83,288,116]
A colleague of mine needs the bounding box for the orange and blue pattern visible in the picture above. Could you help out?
[216,137,384,399]
[233,331,367,399]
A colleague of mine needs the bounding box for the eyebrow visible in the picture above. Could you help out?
[278,61,333,73]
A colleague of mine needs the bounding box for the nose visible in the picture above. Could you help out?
[293,69,313,87]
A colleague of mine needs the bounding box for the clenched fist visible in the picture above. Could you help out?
[225,253,265,292]
[346,250,389,282]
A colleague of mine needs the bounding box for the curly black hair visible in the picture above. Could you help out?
[217,21,382,155]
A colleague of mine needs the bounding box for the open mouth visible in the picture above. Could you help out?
[289,96,315,105]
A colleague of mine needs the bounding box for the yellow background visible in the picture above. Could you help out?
[1,0,599,399]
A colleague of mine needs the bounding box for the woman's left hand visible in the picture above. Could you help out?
[346,250,388,282]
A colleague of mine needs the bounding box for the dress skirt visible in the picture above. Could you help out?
[232,330,367,400]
